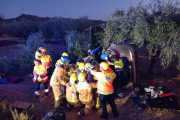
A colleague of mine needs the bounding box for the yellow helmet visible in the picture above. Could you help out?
[78,72,87,82]
[85,63,92,71]
[100,62,109,71]
[79,62,85,70]
[41,49,46,52]
[62,52,68,56]
[37,76,43,82]
[70,74,78,85]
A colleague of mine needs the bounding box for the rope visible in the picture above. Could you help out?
[138,55,157,59]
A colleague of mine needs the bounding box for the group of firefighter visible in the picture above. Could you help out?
[33,45,125,119]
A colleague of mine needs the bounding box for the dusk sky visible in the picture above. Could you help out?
[1,0,152,20]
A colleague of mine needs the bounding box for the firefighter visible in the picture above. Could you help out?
[50,64,69,109]
[68,65,78,76]
[33,59,49,99]
[35,46,43,60]
[85,63,100,109]
[38,49,52,79]
[66,74,79,111]
[76,62,86,75]
[55,52,70,67]
[105,54,124,98]
[89,62,119,119]
[76,72,93,118]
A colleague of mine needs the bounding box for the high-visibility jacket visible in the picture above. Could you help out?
[39,55,52,69]
[35,51,42,60]
[91,69,116,95]
[76,81,93,102]
[66,84,79,103]
[113,59,124,71]
[33,65,48,82]
[50,66,68,86]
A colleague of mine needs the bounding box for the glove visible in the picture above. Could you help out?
[34,74,38,78]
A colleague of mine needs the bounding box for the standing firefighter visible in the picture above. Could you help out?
[76,72,93,118]
[38,49,52,79]
[89,62,118,119]
[66,74,79,111]
[106,55,124,98]
[33,59,49,99]
[55,52,70,67]
[50,64,69,109]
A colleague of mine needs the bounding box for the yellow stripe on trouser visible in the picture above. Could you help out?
[66,91,79,103]
[96,97,100,108]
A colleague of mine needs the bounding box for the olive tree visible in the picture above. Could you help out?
[66,30,89,62]
[101,0,180,74]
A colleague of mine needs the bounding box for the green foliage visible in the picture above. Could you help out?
[39,17,72,39]
[66,30,89,62]
[72,16,91,32]
[0,32,52,75]
[101,0,180,69]
[8,18,39,39]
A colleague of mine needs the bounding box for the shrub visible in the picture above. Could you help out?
[8,18,39,39]
[0,32,53,75]
[66,30,89,62]
[39,17,72,39]
[11,109,33,120]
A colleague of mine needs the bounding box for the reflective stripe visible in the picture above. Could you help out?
[40,71,45,75]
[67,99,79,103]
[43,76,48,80]
[51,81,60,85]
[41,60,50,62]
[98,79,113,84]
[97,89,113,95]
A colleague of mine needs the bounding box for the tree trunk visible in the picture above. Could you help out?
[146,50,160,80]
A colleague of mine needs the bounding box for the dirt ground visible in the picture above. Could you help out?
[0,43,180,120]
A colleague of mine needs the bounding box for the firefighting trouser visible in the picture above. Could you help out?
[80,100,92,115]
[35,80,48,95]
[93,88,100,109]
[52,85,66,108]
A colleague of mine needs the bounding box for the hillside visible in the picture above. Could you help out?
[0,14,105,25]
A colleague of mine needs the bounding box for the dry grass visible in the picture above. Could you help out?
[0,100,42,120]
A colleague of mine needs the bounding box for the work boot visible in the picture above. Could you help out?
[100,114,108,119]
[78,109,85,118]
[67,103,73,111]
[45,92,48,96]
[34,95,39,100]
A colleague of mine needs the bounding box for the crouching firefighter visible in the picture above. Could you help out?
[50,64,69,109]
[76,72,93,118]
[66,74,79,111]
[33,59,49,99]
[85,63,100,110]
